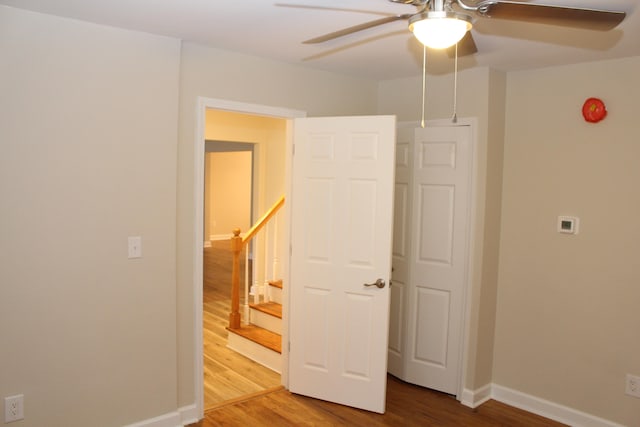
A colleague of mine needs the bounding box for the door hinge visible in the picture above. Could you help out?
[288,341,291,352]
[292,144,295,156]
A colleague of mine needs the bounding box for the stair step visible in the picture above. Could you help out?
[249,301,282,319]
[268,279,283,289]
[268,279,283,304]
[227,325,281,354]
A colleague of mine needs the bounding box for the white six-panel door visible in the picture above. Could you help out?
[388,124,472,395]
[289,116,396,413]
[406,124,471,394]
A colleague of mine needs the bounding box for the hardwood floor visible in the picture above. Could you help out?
[191,374,566,426]
[203,241,281,410]
[202,241,564,425]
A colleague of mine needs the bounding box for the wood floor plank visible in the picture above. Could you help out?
[200,242,564,426]
[190,375,567,427]
[203,243,281,410]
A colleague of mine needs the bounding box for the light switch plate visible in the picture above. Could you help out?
[128,236,142,259]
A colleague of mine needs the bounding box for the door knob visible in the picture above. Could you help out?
[364,278,386,289]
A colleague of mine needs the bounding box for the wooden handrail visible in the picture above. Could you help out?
[242,195,285,245]
[229,196,285,329]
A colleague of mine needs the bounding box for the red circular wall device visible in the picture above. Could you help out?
[582,97,607,123]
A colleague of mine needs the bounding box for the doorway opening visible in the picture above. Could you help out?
[202,140,281,409]
[194,100,305,416]
[193,99,476,417]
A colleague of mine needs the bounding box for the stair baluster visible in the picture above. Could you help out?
[229,195,285,329]
[270,213,280,302]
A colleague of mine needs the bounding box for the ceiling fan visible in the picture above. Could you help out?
[299,0,627,57]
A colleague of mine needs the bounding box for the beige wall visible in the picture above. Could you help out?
[0,6,180,427]
[377,67,507,392]
[206,151,252,238]
[177,42,379,406]
[494,56,640,426]
[205,110,287,216]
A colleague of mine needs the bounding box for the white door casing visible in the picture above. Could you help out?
[405,124,472,394]
[289,116,396,414]
[193,97,306,419]
[387,124,414,378]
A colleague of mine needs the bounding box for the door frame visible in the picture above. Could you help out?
[193,97,306,418]
[428,117,477,401]
[397,118,477,401]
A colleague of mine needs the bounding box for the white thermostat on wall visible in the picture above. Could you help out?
[557,216,579,234]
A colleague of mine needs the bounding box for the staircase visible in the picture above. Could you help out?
[225,196,285,374]
[227,280,283,373]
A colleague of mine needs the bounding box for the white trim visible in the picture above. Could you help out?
[193,97,305,420]
[125,381,625,427]
[491,384,626,427]
[421,118,478,402]
[458,117,483,407]
[198,98,306,120]
[203,241,211,248]
[280,118,296,388]
[179,404,198,426]
[123,411,181,427]
[460,383,492,409]
[120,404,197,427]
[193,97,206,421]
[461,383,625,427]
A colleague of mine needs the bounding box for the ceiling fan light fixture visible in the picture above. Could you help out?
[409,11,472,49]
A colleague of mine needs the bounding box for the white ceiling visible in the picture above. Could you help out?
[1,0,638,80]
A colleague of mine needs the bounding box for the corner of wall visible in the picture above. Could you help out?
[464,67,508,391]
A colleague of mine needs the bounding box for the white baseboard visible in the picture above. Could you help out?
[203,241,212,248]
[126,383,624,427]
[462,383,624,427]
[179,404,198,426]
[123,404,199,427]
[460,383,491,408]
[491,384,626,427]
[123,411,181,427]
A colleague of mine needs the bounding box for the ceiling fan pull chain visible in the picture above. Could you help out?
[452,42,458,123]
[421,44,427,128]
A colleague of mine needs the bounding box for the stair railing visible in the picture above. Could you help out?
[229,195,285,329]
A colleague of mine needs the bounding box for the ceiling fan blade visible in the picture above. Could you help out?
[479,1,626,31]
[446,31,478,57]
[275,3,395,17]
[303,14,413,44]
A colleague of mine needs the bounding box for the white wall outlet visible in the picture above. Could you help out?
[127,236,142,259]
[626,374,640,398]
[4,394,24,423]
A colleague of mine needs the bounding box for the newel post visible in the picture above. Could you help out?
[229,228,242,329]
